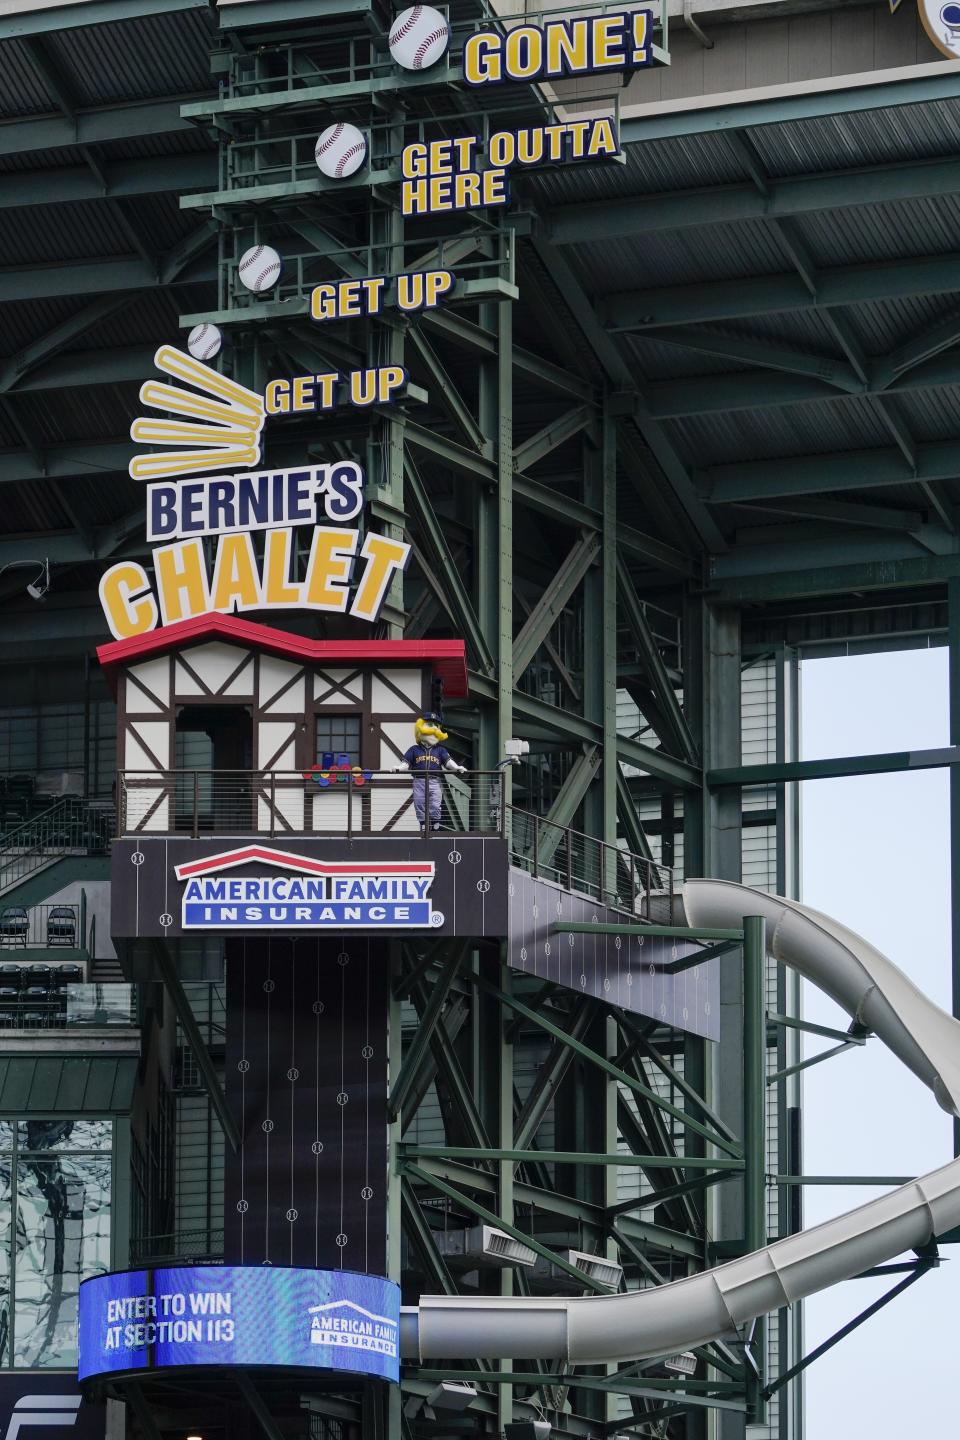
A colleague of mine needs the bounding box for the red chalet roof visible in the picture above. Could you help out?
[96,615,469,698]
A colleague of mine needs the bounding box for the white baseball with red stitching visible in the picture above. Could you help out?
[389,4,449,70]
[187,323,223,360]
[315,122,367,179]
[237,244,283,294]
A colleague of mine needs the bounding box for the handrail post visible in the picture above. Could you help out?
[192,771,199,839]
[566,827,573,891]
[532,817,539,881]
[269,771,276,839]
[347,772,353,839]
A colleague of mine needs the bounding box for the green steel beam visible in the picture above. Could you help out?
[513,405,594,473]
[617,557,699,764]
[0,96,202,157]
[407,330,487,454]
[699,440,960,503]
[0,0,209,37]
[0,440,132,485]
[474,976,742,1157]
[646,350,960,420]
[404,1163,613,1295]
[409,1369,746,1412]
[404,462,494,673]
[709,746,960,786]
[551,155,960,247]
[0,296,129,394]
[616,64,960,143]
[405,421,496,482]
[712,550,960,603]
[647,326,861,391]
[528,235,725,553]
[532,746,602,869]
[504,688,701,789]
[514,1000,592,1149]
[388,944,466,1123]
[615,768,656,863]
[603,254,960,332]
[731,497,925,532]
[763,1266,932,1401]
[555,923,740,940]
[513,476,694,577]
[0,154,214,211]
[513,532,600,677]
[0,241,215,303]
[150,939,240,1153]
[874,312,960,389]
[7,344,156,394]
[402,1146,741,1171]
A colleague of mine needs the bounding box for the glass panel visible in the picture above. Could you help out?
[66,985,135,1028]
[315,715,361,766]
[0,1157,10,1366]
[17,1120,112,1153]
[0,1124,12,1152]
[14,1153,111,1368]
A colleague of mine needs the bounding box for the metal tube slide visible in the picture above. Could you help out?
[401,879,960,1363]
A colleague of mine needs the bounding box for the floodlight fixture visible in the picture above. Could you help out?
[0,557,51,601]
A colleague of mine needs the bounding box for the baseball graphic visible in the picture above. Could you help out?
[389,4,450,69]
[186,323,223,360]
[315,122,368,179]
[237,244,283,294]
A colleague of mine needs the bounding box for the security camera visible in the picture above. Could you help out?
[26,580,47,601]
[503,737,530,763]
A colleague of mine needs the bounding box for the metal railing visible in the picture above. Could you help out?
[130,1228,224,1266]
[0,797,111,893]
[0,982,135,1031]
[0,902,84,949]
[506,806,678,920]
[118,769,505,838]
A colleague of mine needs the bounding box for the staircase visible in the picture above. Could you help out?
[0,797,110,896]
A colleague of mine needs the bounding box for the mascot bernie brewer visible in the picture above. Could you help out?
[401,712,466,830]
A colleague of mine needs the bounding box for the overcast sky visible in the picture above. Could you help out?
[799,648,956,1434]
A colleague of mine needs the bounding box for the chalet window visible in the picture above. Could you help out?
[315,715,361,766]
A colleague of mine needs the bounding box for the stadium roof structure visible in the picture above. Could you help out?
[1,5,960,665]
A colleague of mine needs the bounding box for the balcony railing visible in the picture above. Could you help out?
[130,1228,224,1266]
[506,807,679,921]
[0,982,135,1031]
[0,901,85,949]
[118,769,505,838]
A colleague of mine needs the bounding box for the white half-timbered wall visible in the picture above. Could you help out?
[117,639,431,835]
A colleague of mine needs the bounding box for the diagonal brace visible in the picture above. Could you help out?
[150,938,240,1152]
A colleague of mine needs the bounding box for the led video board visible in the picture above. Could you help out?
[78,1266,400,1384]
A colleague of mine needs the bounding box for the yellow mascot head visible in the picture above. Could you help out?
[415,711,448,747]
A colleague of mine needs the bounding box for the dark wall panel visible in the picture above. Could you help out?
[224,937,388,1275]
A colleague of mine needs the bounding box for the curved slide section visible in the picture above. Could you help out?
[401,879,960,1363]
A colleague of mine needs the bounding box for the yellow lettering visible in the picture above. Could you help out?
[506,25,542,78]
[463,31,501,85]
[587,118,618,157]
[426,269,453,306]
[292,374,315,411]
[265,379,290,414]
[547,18,588,75]
[99,563,157,640]
[262,527,300,607]
[350,533,410,621]
[155,539,209,625]
[592,14,627,68]
[304,527,358,611]
[210,532,261,613]
[402,142,428,178]
[311,283,337,321]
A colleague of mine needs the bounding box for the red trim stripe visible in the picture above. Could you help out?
[174,845,434,881]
